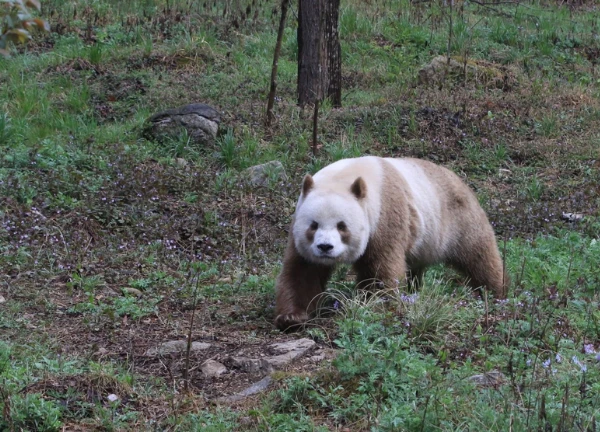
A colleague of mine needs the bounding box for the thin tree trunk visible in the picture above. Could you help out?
[297,0,341,108]
[265,0,291,127]
[325,0,341,107]
[312,99,319,155]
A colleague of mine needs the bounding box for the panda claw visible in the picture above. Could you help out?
[275,313,308,332]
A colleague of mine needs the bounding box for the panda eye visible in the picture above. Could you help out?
[337,221,347,231]
[310,221,319,230]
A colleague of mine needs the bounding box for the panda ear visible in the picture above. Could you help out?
[350,177,367,199]
[302,174,314,196]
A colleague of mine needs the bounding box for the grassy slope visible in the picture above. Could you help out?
[1,0,600,430]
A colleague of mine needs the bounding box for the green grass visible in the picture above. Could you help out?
[1,0,600,429]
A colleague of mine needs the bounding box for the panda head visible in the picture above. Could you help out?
[293,174,369,265]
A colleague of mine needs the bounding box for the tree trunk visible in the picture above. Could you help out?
[297,0,341,108]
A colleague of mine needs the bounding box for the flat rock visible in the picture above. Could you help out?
[216,375,272,403]
[227,356,273,374]
[243,161,287,187]
[144,340,211,357]
[269,338,316,353]
[201,360,227,378]
[143,103,220,146]
[265,338,316,367]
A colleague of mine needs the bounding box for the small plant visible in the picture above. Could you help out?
[218,128,237,168]
[536,114,560,138]
[0,112,12,145]
[494,143,508,163]
[525,175,544,201]
[214,168,236,193]
[395,278,468,342]
[108,295,160,320]
[159,130,201,160]
[67,273,104,295]
[89,42,103,64]
[0,393,63,432]
[166,409,241,431]
[325,134,363,161]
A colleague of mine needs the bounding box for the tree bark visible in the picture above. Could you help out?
[297,0,342,108]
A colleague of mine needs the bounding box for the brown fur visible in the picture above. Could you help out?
[274,158,508,331]
[274,226,333,331]
[408,159,508,297]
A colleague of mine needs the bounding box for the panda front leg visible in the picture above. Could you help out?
[353,248,408,291]
[274,235,333,331]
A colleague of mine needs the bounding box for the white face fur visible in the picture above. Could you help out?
[293,192,369,265]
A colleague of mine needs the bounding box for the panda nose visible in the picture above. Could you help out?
[317,243,334,252]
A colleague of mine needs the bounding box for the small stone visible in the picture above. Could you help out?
[201,360,227,378]
[238,375,272,396]
[107,394,119,402]
[0,295,6,304]
[265,338,316,367]
[227,356,273,374]
[243,161,287,187]
[216,376,272,403]
[95,347,109,356]
[561,212,584,223]
[468,370,506,387]
[144,340,211,356]
[122,287,143,297]
[239,417,253,426]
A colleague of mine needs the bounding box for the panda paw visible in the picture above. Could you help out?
[275,312,309,332]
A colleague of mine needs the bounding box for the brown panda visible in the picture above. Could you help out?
[275,156,508,331]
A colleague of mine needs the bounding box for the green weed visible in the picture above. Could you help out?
[0,393,63,432]
[89,43,103,65]
[525,175,544,201]
[0,112,13,145]
[218,128,237,168]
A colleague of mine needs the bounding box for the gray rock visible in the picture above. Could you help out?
[144,340,211,357]
[561,212,584,223]
[143,103,220,146]
[243,161,287,187]
[418,56,514,89]
[265,338,316,367]
[309,354,325,362]
[201,360,227,378]
[216,376,272,403]
[227,356,273,374]
[269,338,316,353]
[468,370,506,387]
[122,287,143,297]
